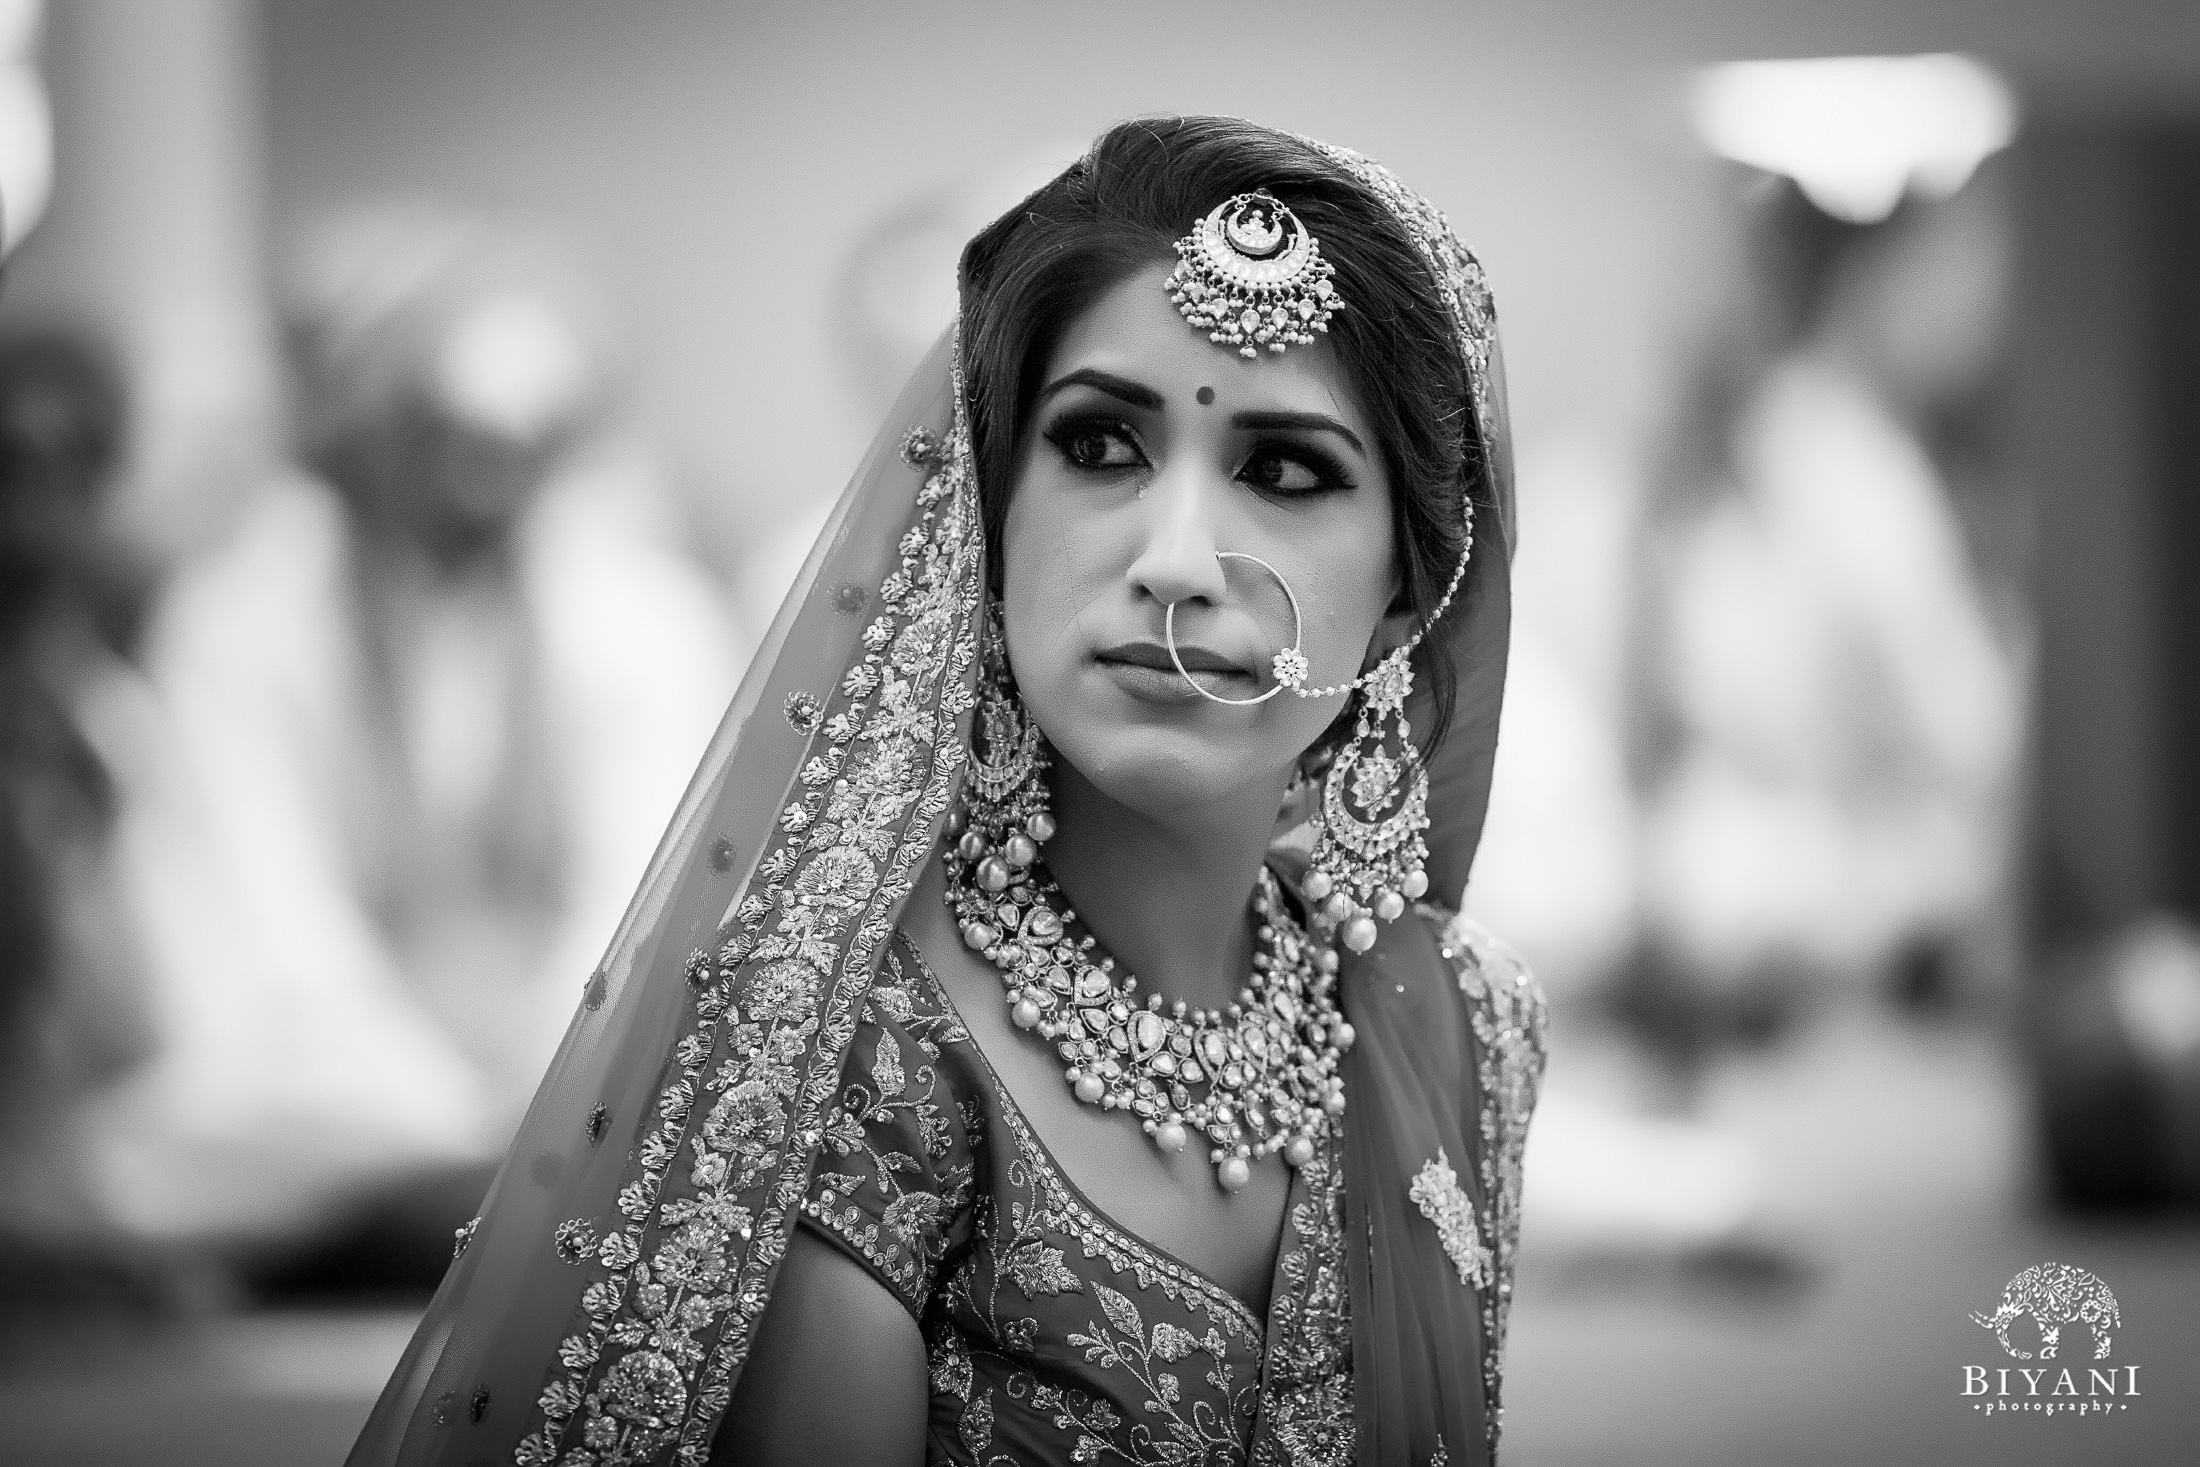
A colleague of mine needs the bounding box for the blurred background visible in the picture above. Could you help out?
[1,1,2197,1463]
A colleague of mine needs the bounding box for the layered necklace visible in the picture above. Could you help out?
[942,787,1354,1193]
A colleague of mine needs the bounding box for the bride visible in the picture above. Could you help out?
[348,115,1546,1467]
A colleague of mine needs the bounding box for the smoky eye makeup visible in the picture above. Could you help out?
[1237,438,1357,498]
[1041,412,1148,474]
[1033,391,1359,497]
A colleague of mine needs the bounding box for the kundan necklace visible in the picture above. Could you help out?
[942,801,1354,1193]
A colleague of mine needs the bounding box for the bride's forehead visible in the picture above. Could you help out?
[1043,264,1354,415]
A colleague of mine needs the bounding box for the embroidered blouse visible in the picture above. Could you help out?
[794,910,1545,1467]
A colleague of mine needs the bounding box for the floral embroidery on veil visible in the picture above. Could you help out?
[516,423,986,1467]
[1408,1149,1492,1290]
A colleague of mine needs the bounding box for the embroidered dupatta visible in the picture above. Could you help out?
[347,135,1543,1467]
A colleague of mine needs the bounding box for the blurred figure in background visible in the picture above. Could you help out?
[1492,169,2026,1267]
[81,206,744,1284]
[0,329,170,1310]
[1625,171,2022,1053]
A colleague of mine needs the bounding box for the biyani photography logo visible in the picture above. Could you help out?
[1961,1261,2139,1417]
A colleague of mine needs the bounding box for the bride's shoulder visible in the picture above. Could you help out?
[1415,905,1550,1067]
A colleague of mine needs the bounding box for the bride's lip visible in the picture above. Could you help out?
[1093,640,1259,704]
[1094,640,1253,676]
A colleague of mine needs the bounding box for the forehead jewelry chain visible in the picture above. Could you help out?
[1163,514,1472,953]
[1152,180,1486,953]
[1161,186,1476,701]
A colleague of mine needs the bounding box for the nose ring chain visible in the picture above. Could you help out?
[1164,542,1437,955]
[1163,551,1307,706]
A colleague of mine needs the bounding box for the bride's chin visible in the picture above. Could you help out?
[1051,725,1291,817]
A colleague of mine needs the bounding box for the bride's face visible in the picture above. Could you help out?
[1001,261,1401,821]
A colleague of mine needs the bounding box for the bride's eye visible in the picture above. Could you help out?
[1239,443,1352,497]
[1045,417,1145,473]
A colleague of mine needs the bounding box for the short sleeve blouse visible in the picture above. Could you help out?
[795,933,1354,1467]
[797,940,985,1315]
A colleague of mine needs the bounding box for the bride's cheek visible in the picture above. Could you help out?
[1296,550,1385,679]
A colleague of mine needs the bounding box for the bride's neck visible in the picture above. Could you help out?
[1041,762,1286,1016]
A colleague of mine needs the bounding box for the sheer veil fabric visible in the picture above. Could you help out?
[348,134,1541,1467]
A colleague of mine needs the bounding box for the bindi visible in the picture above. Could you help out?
[1196,386,1216,406]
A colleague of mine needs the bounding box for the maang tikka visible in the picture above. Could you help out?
[1167,191,1341,358]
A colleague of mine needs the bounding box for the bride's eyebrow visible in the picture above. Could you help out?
[1037,368,1163,412]
[1231,409,1365,457]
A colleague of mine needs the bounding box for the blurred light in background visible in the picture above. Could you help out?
[1689,53,2016,223]
[0,0,51,255]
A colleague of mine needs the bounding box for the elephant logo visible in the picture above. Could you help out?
[1970,1262,2121,1361]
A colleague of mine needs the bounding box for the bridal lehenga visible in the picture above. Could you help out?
[348,123,1547,1467]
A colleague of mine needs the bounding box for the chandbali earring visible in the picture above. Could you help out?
[943,599,1054,905]
[1303,648,1430,954]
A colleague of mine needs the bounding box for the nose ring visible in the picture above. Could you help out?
[1164,551,1308,706]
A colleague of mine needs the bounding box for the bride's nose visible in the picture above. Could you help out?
[1125,461,1230,608]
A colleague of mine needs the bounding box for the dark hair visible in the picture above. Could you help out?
[957,115,1488,751]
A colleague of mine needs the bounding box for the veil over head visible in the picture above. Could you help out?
[349,125,1531,1467]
